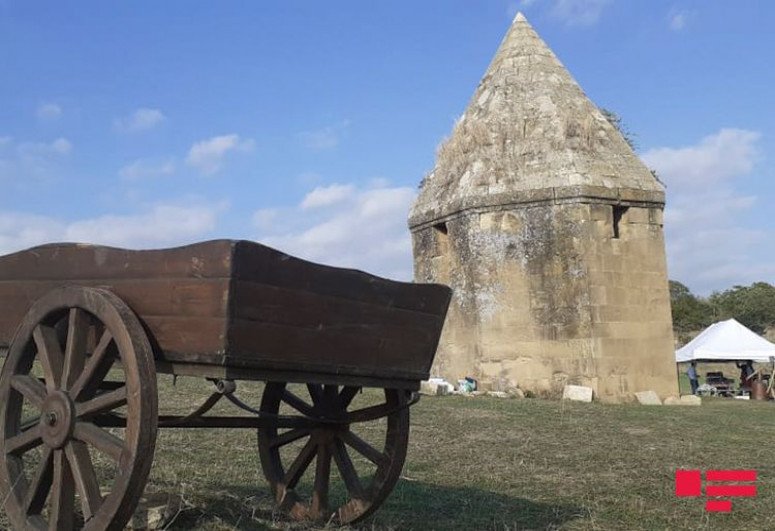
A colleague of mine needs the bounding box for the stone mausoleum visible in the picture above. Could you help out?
[409,13,678,402]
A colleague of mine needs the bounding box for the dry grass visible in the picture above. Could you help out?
[1,362,774,530]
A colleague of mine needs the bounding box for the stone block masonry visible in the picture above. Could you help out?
[409,13,677,402]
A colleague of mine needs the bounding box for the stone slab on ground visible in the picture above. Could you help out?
[509,388,526,399]
[562,385,593,403]
[127,492,182,530]
[679,394,701,406]
[420,380,439,396]
[487,391,511,398]
[664,394,701,406]
[635,391,662,405]
[420,378,454,396]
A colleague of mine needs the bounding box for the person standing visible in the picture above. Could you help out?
[736,360,755,394]
[687,361,699,394]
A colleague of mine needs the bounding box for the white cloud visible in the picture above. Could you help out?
[113,108,166,133]
[0,137,72,183]
[667,8,694,31]
[0,212,61,253]
[550,0,612,26]
[17,137,72,157]
[644,128,772,294]
[36,103,62,121]
[0,200,225,255]
[669,12,685,31]
[642,129,759,189]
[300,184,355,209]
[51,138,72,155]
[298,120,350,151]
[119,158,175,180]
[186,134,254,175]
[255,182,416,280]
[252,208,279,231]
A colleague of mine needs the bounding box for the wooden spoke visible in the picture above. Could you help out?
[324,385,340,415]
[33,325,64,392]
[50,449,76,531]
[69,329,114,401]
[5,425,43,455]
[20,415,42,432]
[306,384,324,411]
[23,446,54,516]
[282,437,317,490]
[281,389,317,418]
[339,386,361,409]
[310,443,332,519]
[340,430,388,466]
[65,440,103,520]
[332,438,364,499]
[73,421,125,462]
[346,402,393,424]
[10,374,47,409]
[258,383,410,525]
[75,386,128,418]
[62,308,89,390]
[0,286,158,531]
[270,428,311,449]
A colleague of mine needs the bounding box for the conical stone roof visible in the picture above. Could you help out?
[409,13,664,228]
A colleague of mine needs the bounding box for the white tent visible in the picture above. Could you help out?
[675,318,775,363]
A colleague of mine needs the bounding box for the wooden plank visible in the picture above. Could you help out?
[153,361,422,390]
[0,240,234,281]
[232,240,452,316]
[0,279,230,348]
[0,278,229,317]
[143,316,227,359]
[0,240,451,381]
[231,280,443,338]
[226,318,434,376]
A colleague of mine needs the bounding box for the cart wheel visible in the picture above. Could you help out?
[0,286,158,530]
[258,383,410,525]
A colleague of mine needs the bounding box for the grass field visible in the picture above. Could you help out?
[1,367,773,530]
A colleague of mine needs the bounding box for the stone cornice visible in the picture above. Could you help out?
[408,185,665,230]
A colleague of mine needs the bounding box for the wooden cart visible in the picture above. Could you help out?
[0,240,451,530]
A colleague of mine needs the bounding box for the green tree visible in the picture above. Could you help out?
[708,282,775,334]
[669,280,713,343]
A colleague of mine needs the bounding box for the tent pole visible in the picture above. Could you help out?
[675,362,681,395]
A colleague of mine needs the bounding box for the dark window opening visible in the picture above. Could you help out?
[432,221,450,259]
[612,205,628,239]
[433,222,448,235]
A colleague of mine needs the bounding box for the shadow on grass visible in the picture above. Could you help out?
[165,479,585,530]
[372,480,585,530]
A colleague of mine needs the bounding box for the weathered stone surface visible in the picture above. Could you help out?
[409,13,664,228]
[419,380,438,396]
[563,385,593,402]
[127,492,182,530]
[509,388,526,399]
[408,12,677,403]
[420,378,455,396]
[679,394,701,406]
[635,391,662,406]
[487,391,511,398]
[664,395,701,406]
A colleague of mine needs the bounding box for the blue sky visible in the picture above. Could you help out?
[1,0,773,295]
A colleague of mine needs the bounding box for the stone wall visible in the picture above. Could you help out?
[412,200,678,402]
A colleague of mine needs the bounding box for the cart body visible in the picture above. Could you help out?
[0,240,451,529]
[0,240,450,388]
